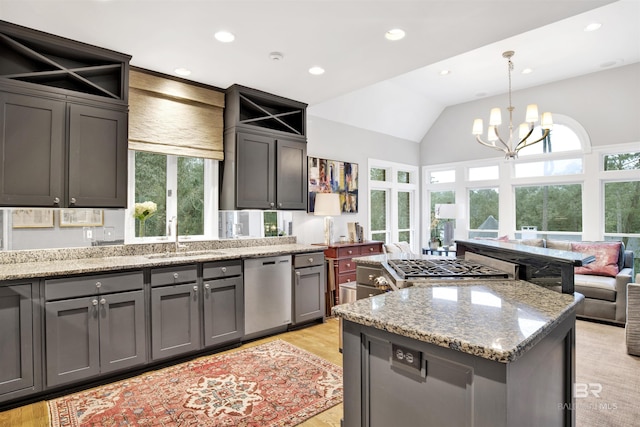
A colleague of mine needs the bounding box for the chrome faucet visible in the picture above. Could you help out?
[169,216,186,252]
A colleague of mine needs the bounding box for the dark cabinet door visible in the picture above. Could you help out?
[276,138,307,210]
[203,276,244,347]
[0,283,36,400]
[45,296,101,387]
[99,290,147,374]
[150,283,201,361]
[68,103,128,208]
[235,132,276,209]
[293,265,325,324]
[0,92,65,207]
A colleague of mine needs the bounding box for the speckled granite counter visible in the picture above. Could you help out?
[0,237,325,281]
[333,280,582,363]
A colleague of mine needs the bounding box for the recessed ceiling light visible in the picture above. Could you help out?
[584,22,602,32]
[521,68,533,75]
[174,68,192,77]
[385,29,405,41]
[309,66,325,75]
[439,69,450,76]
[269,52,284,61]
[600,59,623,68]
[214,31,235,43]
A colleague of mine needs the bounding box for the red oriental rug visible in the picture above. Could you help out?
[47,340,343,426]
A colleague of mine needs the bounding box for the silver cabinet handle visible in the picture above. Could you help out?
[95,281,102,288]
[204,283,210,290]
[193,285,198,292]
[173,272,179,279]
[92,299,98,306]
[295,271,300,285]
[53,197,60,205]
[70,197,76,205]
[278,202,282,208]
[100,298,106,305]
[221,267,227,273]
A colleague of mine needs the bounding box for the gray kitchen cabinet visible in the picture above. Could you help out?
[150,265,201,361]
[44,271,146,388]
[220,84,308,210]
[0,281,42,403]
[202,260,244,347]
[0,20,130,208]
[292,252,325,325]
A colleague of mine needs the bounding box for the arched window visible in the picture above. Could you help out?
[518,114,590,157]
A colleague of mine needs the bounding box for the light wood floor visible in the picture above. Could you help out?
[0,318,343,427]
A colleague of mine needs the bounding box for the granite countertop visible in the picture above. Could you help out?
[332,280,582,363]
[0,242,325,281]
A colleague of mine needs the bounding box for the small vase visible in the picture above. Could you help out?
[138,219,146,238]
[429,240,439,250]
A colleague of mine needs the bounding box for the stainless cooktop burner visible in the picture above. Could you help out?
[388,258,509,280]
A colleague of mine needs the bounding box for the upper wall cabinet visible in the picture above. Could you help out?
[220,85,308,210]
[0,20,130,208]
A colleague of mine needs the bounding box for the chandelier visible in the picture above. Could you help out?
[472,50,553,159]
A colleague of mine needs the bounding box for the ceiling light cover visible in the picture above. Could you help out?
[385,28,406,41]
[584,22,602,32]
[214,31,235,42]
[309,66,325,75]
[174,68,192,76]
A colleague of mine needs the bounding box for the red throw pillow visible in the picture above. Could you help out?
[572,242,621,277]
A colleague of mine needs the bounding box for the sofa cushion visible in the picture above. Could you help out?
[572,241,621,278]
[574,274,618,302]
[546,240,573,251]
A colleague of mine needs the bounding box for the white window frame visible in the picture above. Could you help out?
[125,150,219,244]
[368,159,419,252]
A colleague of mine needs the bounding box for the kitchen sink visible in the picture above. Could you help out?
[146,250,229,259]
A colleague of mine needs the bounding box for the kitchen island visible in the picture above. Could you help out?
[333,280,583,427]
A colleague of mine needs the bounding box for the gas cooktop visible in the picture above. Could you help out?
[388,258,510,280]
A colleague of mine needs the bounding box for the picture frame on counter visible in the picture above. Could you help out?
[308,156,358,213]
[12,209,55,228]
[59,209,104,227]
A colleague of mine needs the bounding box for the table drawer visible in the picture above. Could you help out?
[293,252,324,268]
[337,271,356,285]
[360,244,382,255]
[337,246,360,258]
[45,270,143,300]
[338,258,356,272]
[151,264,198,287]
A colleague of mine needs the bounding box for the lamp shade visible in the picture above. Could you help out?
[435,203,457,219]
[314,193,341,216]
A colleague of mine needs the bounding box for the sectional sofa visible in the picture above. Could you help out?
[514,239,635,325]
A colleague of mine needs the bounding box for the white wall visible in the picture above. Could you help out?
[292,116,419,244]
[420,63,640,165]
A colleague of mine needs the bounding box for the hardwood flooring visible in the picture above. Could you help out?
[0,318,343,427]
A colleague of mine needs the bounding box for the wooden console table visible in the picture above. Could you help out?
[314,241,383,315]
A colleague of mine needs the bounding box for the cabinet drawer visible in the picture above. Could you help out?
[361,244,382,255]
[45,271,143,300]
[337,271,356,285]
[356,266,382,286]
[293,252,324,268]
[203,260,242,279]
[151,265,198,287]
[337,246,360,258]
[337,258,356,272]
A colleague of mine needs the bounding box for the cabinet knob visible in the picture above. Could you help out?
[204,283,210,290]
[346,278,351,282]
[193,285,198,293]
[173,273,179,279]
[368,274,374,280]
[278,202,282,208]
[270,202,275,207]
[70,197,77,205]
[100,298,106,305]
[53,197,60,205]
[95,281,102,288]
[346,263,351,268]
[221,267,227,273]
[348,250,353,254]
[369,247,374,252]
[92,299,98,306]
[308,257,314,263]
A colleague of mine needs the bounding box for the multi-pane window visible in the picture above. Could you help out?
[469,188,499,238]
[515,184,582,233]
[369,160,418,250]
[129,151,215,242]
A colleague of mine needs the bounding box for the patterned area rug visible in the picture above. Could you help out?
[48,340,343,426]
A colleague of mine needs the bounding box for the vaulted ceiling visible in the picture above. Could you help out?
[2,0,638,142]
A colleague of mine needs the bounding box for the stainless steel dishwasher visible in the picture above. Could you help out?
[243,255,292,339]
